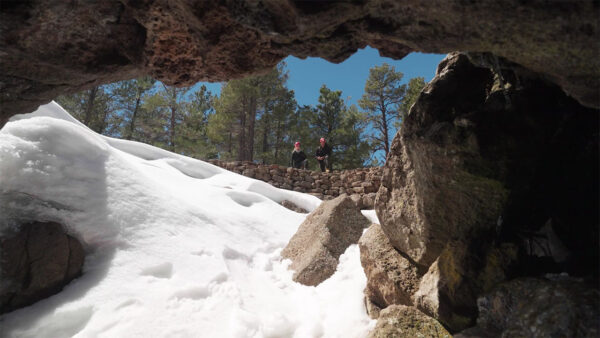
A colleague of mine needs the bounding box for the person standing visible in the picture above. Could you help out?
[291,142,308,169]
[315,137,332,172]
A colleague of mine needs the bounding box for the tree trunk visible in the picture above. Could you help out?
[237,96,247,161]
[246,96,257,162]
[127,92,142,140]
[169,90,177,152]
[382,108,389,157]
[227,130,232,155]
[83,86,98,126]
[274,119,282,161]
[262,101,270,155]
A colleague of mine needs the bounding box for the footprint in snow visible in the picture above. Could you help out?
[170,286,211,300]
[140,262,173,279]
[114,299,142,310]
[226,191,265,207]
[222,247,250,262]
[191,249,213,257]
[210,272,229,284]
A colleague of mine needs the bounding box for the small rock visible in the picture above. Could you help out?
[280,200,308,213]
[368,304,451,338]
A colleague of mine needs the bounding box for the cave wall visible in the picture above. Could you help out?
[1,0,599,126]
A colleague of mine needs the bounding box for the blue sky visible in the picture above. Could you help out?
[197,47,445,108]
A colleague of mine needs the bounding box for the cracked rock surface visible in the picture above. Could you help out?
[0,221,85,314]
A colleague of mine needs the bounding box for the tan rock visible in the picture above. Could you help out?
[361,193,377,209]
[281,195,370,286]
[359,224,422,319]
[368,305,451,338]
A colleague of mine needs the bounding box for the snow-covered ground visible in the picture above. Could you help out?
[0,102,377,338]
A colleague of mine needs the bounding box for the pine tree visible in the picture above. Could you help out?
[299,85,370,170]
[111,77,156,140]
[397,76,426,125]
[55,85,115,134]
[358,63,406,161]
[139,84,191,150]
[208,64,294,163]
[176,85,217,159]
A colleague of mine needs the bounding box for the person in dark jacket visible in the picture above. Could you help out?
[315,137,332,172]
[291,142,308,169]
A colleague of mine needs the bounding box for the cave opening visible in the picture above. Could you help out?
[1,0,598,335]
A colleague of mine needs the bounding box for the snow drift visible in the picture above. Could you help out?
[0,102,376,337]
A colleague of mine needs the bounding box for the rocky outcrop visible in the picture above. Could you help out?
[281,195,370,286]
[1,1,598,126]
[376,53,509,268]
[0,221,85,314]
[372,52,598,332]
[413,243,518,331]
[359,223,423,319]
[208,160,382,206]
[455,276,600,337]
[368,304,451,338]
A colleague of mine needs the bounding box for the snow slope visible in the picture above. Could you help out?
[0,102,376,338]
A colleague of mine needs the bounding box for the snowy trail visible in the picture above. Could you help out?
[0,102,376,338]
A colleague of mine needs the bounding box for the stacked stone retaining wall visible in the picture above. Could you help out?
[207,160,382,209]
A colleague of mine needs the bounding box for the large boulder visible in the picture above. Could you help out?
[376,53,508,268]
[1,1,598,125]
[359,223,423,319]
[0,221,85,314]
[281,195,370,286]
[455,277,600,337]
[374,52,598,331]
[368,304,451,338]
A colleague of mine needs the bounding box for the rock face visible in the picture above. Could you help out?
[368,304,451,338]
[373,52,598,332]
[359,223,423,318]
[413,243,518,331]
[1,0,598,126]
[281,195,370,286]
[0,221,85,314]
[455,277,600,337]
[376,53,508,268]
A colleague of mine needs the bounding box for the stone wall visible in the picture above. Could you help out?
[207,160,382,209]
